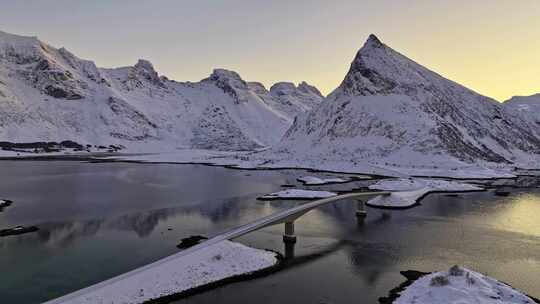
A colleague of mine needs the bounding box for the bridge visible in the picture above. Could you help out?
[44,191,391,304]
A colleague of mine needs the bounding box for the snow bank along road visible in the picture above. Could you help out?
[44,191,390,304]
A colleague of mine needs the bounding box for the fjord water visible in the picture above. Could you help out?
[0,161,538,304]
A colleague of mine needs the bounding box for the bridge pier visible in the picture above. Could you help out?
[284,239,295,259]
[283,221,297,244]
[283,221,296,259]
[356,200,367,223]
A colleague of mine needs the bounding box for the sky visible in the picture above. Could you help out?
[0,0,538,101]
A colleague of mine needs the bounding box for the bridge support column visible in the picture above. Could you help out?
[284,239,295,259]
[283,221,297,244]
[283,221,296,259]
[356,200,367,223]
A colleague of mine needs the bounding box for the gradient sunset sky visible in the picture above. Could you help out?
[1,0,538,101]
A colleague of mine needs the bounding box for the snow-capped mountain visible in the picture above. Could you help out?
[272,34,540,168]
[0,30,322,151]
[3,29,538,173]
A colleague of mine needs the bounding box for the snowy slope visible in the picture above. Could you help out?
[267,34,540,170]
[0,30,322,151]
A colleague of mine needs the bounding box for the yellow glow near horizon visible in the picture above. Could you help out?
[383,1,540,102]
[295,1,540,101]
[1,0,538,101]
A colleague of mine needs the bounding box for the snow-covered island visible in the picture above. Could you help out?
[0,225,39,237]
[392,266,537,304]
[297,176,353,185]
[45,240,279,304]
[367,178,483,209]
[258,189,338,200]
[258,178,483,207]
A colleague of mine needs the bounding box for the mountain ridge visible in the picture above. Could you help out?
[1,29,539,173]
[0,30,323,151]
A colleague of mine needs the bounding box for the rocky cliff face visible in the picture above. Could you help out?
[277,34,540,167]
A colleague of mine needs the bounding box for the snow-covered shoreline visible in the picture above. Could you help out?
[44,240,280,304]
[93,149,524,179]
[297,176,352,185]
[0,148,529,180]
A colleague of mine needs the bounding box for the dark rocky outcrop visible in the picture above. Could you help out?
[176,235,208,249]
[0,199,12,211]
[0,225,39,237]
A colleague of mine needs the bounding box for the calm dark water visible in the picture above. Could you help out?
[0,161,539,304]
